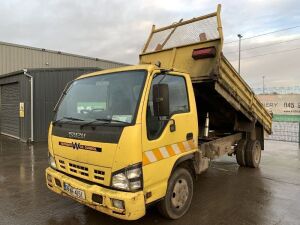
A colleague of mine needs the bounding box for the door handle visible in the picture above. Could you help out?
[186,132,193,140]
[169,119,176,132]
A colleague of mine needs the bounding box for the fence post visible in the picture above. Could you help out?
[298,122,300,149]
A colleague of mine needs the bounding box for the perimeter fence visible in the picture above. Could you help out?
[266,121,299,143]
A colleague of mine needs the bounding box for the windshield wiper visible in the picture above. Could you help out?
[53,81,73,112]
[53,116,84,125]
[80,118,130,128]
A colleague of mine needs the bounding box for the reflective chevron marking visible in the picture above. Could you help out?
[142,140,197,166]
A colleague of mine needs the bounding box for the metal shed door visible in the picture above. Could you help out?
[1,83,20,139]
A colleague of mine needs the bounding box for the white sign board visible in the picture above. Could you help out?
[258,94,300,115]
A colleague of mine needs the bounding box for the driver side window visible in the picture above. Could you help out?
[146,74,189,140]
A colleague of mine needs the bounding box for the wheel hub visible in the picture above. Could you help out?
[171,178,189,209]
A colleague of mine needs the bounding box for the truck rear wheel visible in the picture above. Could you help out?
[158,167,193,219]
[245,140,261,168]
[236,139,247,166]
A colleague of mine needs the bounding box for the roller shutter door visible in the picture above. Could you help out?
[1,83,20,138]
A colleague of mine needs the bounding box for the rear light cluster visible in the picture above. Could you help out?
[192,46,216,60]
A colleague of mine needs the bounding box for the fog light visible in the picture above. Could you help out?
[47,174,52,183]
[92,194,103,204]
[111,199,125,209]
[54,178,62,187]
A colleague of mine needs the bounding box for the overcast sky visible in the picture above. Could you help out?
[0,0,299,88]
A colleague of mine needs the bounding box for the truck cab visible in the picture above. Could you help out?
[46,5,272,220]
[46,65,199,219]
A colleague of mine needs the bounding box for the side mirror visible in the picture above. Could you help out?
[153,83,170,117]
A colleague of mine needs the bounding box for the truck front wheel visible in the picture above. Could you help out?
[245,140,261,168]
[158,167,193,219]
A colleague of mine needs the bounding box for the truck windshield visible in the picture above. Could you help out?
[55,70,147,125]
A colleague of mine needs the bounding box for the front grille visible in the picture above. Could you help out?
[94,169,105,181]
[70,168,77,173]
[69,163,89,177]
[69,163,88,171]
[54,156,110,185]
[58,160,66,170]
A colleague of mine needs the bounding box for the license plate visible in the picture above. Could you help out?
[63,182,85,200]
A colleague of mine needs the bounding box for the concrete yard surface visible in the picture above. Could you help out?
[0,136,300,225]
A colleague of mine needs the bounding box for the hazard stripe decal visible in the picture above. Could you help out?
[142,140,197,166]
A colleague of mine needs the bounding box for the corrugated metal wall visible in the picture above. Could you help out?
[31,68,100,141]
[0,41,127,75]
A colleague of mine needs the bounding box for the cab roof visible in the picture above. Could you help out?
[76,64,158,80]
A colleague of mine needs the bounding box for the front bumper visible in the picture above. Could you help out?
[46,167,146,220]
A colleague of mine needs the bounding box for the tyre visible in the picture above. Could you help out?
[245,140,261,168]
[236,139,247,167]
[158,167,193,219]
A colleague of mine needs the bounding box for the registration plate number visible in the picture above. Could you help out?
[63,183,85,200]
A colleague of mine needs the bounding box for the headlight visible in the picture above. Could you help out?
[112,173,129,190]
[48,154,57,169]
[111,163,143,191]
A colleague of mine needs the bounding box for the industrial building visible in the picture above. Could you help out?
[0,41,127,142]
[0,41,126,75]
[0,68,100,142]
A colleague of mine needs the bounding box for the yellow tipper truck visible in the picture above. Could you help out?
[46,5,272,220]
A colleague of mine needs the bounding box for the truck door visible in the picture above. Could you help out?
[141,72,198,201]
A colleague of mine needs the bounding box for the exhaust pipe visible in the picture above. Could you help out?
[204,112,209,137]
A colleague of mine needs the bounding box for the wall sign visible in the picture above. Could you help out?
[258,94,300,115]
[19,102,25,118]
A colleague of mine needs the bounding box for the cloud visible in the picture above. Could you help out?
[0,0,299,88]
